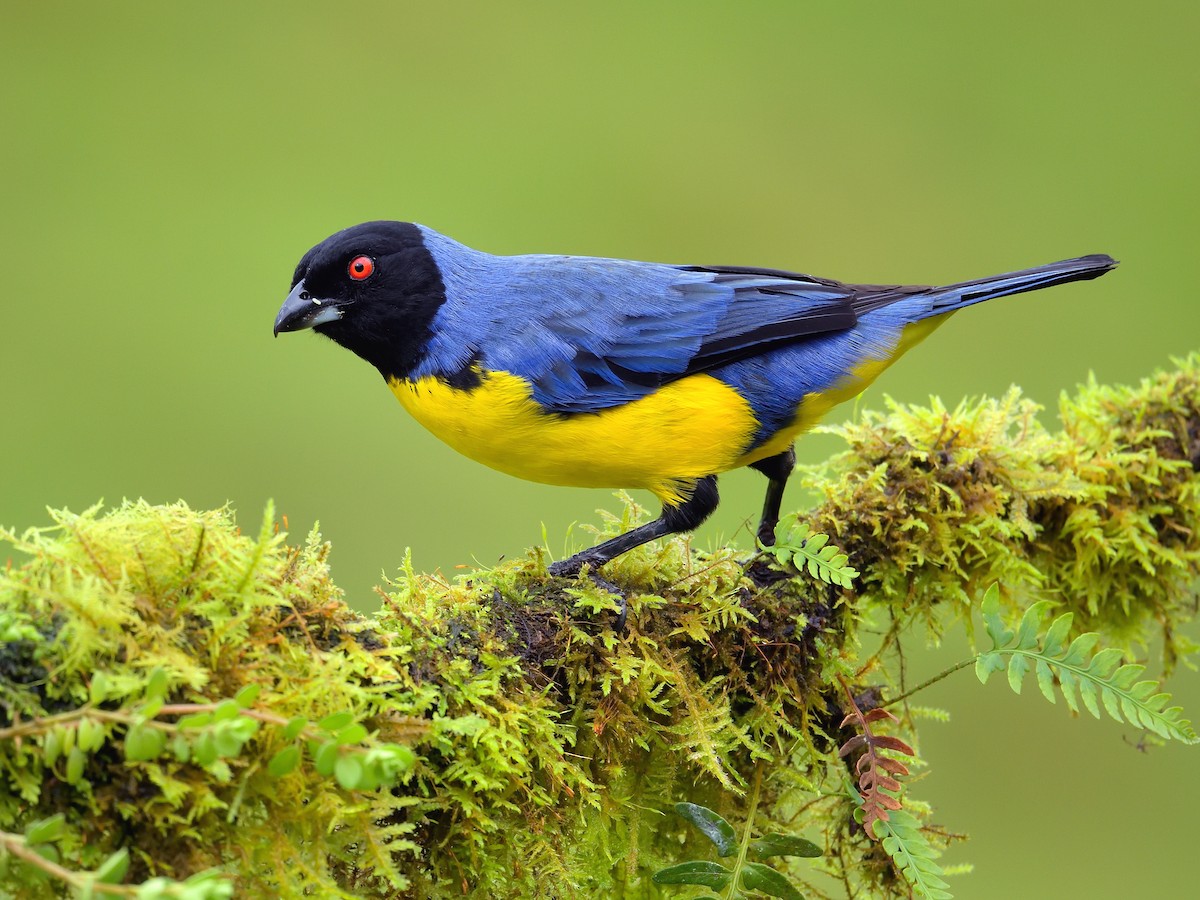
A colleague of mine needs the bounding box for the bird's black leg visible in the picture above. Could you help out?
[549,476,720,577]
[749,446,795,546]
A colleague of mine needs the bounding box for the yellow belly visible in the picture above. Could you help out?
[389,371,759,504]
[389,315,950,504]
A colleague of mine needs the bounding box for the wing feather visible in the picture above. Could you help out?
[416,230,860,414]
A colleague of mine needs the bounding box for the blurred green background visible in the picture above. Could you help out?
[2,1,1197,895]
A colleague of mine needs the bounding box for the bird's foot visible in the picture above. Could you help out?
[756,520,779,547]
[548,555,627,629]
[549,546,616,577]
[547,557,585,578]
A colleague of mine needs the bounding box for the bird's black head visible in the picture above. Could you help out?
[274,221,447,381]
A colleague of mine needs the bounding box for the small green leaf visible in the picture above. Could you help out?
[213,699,241,722]
[1062,632,1100,667]
[318,711,355,733]
[741,862,806,899]
[1014,601,1051,650]
[672,802,737,856]
[43,728,63,768]
[234,683,262,708]
[1040,613,1073,657]
[805,533,829,553]
[136,876,173,900]
[178,869,234,900]
[314,740,339,776]
[980,583,1012,648]
[651,861,731,889]
[1088,647,1125,678]
[95,847,131,885]
[335,723,368,746]
[33,842,61,865]
[974,651,1003,684]
[749,833,823,859]
[89,671,110,705]
[145,667,169,702]
[1006,653,1028,694]
[1034,659,1056,704]
[125,723,167,761]
[375,743,417,778]
[228,716,259,743]
[268,745,301,778]
[177,712,214,730]
[1111,662,1145,691]
[66,746,86,784]
[354,768,381,792]
[282,716,308,741]
[1058,669,1080,713]
[25,813,66,845]
[335,753,365,790]
[193,732,218,767]
[212,723,246,758]
[77,717,105,753]
[137,698,164,721]
[1100,686,1122,722]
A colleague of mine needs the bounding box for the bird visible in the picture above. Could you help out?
[274,222,1116,577]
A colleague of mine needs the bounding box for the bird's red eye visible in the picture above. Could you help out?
[348,256,374,281]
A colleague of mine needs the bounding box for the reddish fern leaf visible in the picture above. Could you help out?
[839,687,914,840]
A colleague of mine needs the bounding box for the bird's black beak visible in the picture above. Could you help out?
[273,279,342,337]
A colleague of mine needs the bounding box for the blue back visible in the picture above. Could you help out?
[416,227,866,422]
[414,226,1113,451]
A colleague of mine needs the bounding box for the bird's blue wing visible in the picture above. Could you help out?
[414,227,858,413]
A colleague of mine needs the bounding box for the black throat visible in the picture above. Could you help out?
[312,222,448,382]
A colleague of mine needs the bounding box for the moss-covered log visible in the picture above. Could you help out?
[2,355,1198,898]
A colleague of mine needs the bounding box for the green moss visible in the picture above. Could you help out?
[0,502,419,897]
[1,354,1198,898]
[808,354,1200,662]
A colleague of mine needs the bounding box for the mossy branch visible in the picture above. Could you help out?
[2,354,1199,898]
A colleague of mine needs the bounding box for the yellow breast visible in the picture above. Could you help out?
[388,370,759,504]
[388,315,950,505]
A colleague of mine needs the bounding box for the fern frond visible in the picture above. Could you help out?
[765,516,859,588]
[875,807,953,900]
[838,687,913,839]
[976,585,1198,743]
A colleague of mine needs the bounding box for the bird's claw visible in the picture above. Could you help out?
[547,558,584,578]
[548,558,627,630]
